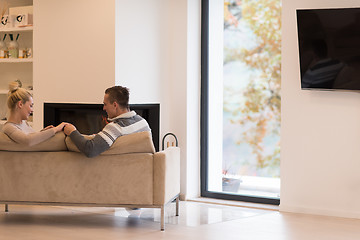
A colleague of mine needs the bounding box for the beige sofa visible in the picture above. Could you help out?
[0,131,180,231]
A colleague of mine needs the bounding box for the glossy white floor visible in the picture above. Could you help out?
[0,200,360,240]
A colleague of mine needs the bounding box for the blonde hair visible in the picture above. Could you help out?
[7,81,32,110]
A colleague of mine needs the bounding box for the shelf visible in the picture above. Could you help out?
[0,26,33,33]
[0,58,33,63]
[0,89,33,94]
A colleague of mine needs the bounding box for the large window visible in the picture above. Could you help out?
[201,0,281,204]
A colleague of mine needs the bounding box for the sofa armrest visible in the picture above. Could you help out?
[153,147,180,205]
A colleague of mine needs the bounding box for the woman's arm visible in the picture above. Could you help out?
[2,123,56,146]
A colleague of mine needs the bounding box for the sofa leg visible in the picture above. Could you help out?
[5,204,8,212]
[176,196,179,216]
[161,206,165,231]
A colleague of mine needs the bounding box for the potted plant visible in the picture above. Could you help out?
[222,168,242,193]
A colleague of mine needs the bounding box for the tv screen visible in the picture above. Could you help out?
[297,8,360,90]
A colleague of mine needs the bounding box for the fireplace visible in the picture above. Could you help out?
[44,103,160,151]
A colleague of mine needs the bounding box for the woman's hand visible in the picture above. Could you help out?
[41,125,54,131]
[53,122,69,133]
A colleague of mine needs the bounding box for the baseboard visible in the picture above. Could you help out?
[280,204,360,219]
[187,197,279,211]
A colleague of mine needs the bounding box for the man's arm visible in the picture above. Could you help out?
[64,123,120,158]
[69,130,110,158]
[64,116,150,158]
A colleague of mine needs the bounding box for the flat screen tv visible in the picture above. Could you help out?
[297,8,360,91]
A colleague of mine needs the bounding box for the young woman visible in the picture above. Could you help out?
[2,82,67,146]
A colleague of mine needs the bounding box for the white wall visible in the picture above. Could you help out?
[115,0,185,143]
[33,0,115,130]
[115,0,201,199]
[281,0,360,218]
[185,0,201,199]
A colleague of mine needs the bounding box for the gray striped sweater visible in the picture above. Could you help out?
[69,111,151,158]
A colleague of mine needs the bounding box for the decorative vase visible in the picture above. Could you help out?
[7,34,19,58]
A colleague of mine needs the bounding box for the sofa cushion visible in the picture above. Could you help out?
[65,131,155,155]
[0,132,67,151]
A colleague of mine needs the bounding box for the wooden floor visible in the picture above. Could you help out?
[0,201,360,240]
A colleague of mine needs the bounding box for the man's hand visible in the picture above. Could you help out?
[64,124,77,135]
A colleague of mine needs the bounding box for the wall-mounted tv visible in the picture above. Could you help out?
[297,7,360,91]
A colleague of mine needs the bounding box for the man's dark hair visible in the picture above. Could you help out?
[105,86,129,109]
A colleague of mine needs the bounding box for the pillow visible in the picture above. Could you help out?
[0,132,67,152]
[65,131,155,155]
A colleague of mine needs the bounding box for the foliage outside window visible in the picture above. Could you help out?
[223,0,281,178]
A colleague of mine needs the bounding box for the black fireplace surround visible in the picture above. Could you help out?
[44,103,160,151]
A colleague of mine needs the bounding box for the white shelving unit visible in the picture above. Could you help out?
[0,0,33,124]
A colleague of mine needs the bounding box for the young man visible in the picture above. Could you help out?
[64,86,151,158]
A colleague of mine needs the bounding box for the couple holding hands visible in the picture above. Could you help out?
[2,82,151,158]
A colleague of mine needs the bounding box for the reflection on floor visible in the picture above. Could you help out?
[0,201,360,240]
[117,201,267,227]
